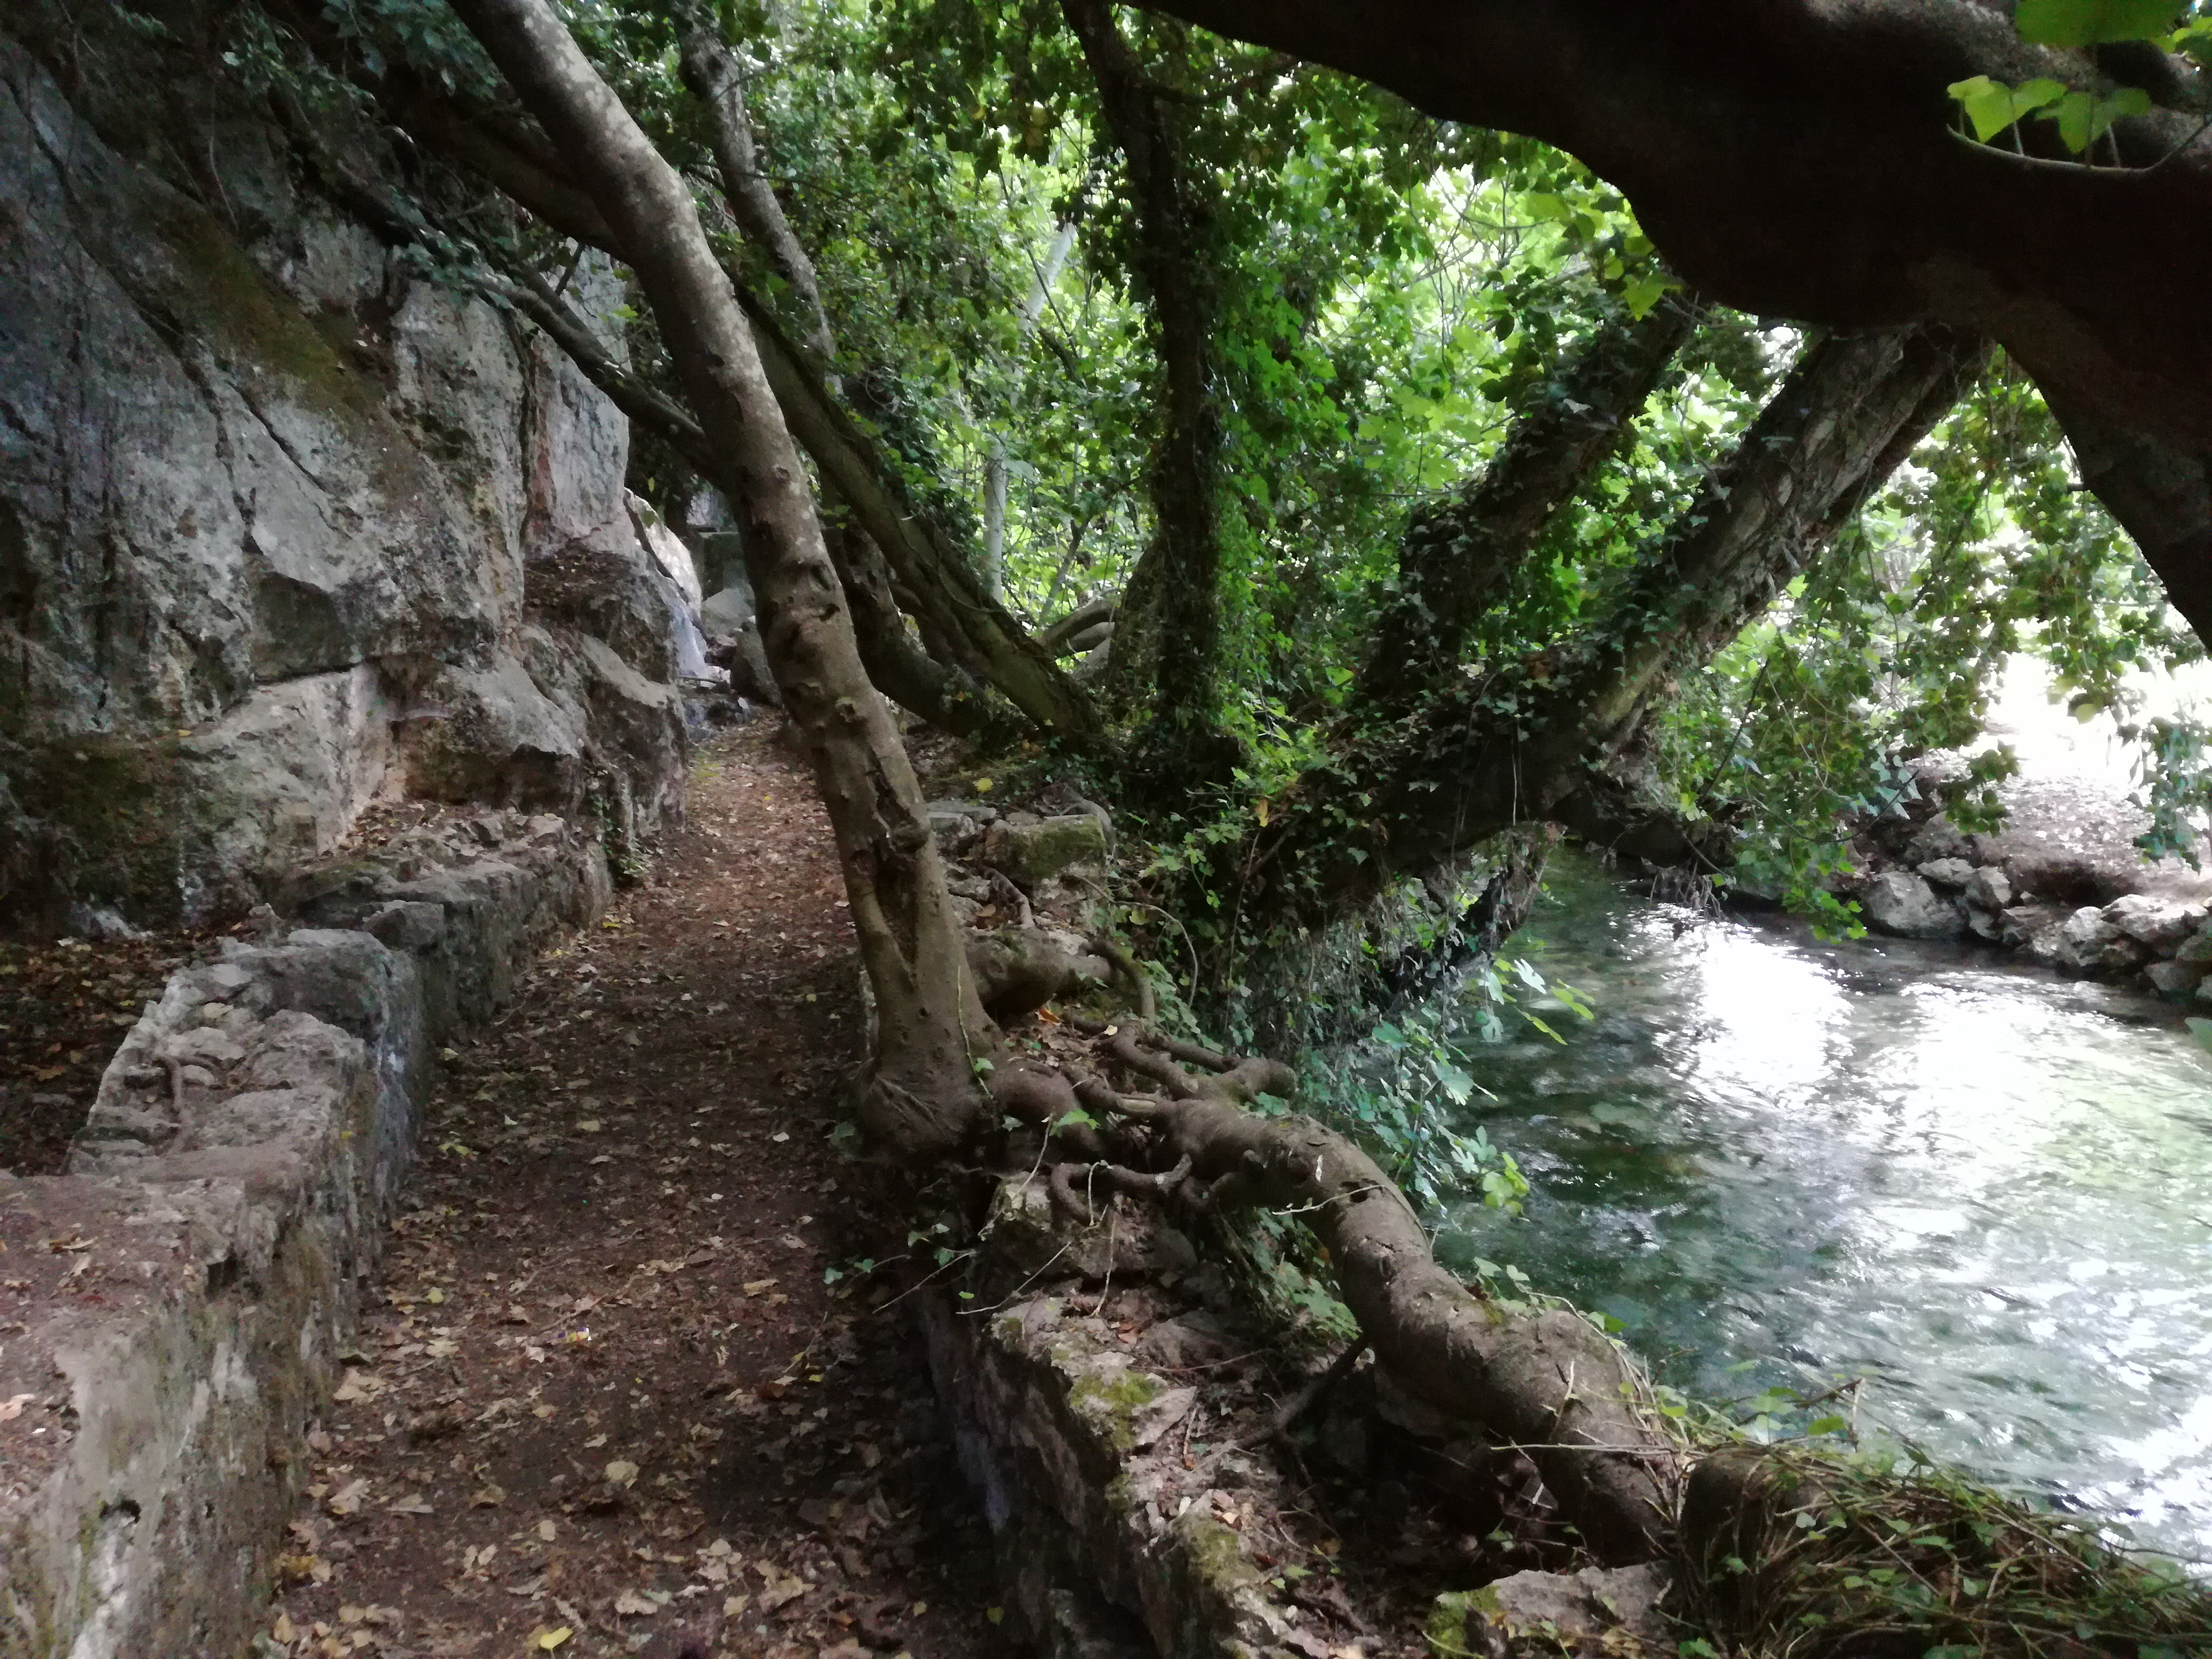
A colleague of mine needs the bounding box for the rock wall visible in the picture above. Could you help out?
[0,4,689,937]
[0,815,608,1659]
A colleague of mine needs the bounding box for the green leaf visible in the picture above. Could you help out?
[1622,272,1677,320]
[1434,1061,1474,1104]
[1949,76,2019,142]
[2016,0,2182,46]
[2048,85,2151,152]
[1806,1413,1850,1436]
[1948,75,2066,141]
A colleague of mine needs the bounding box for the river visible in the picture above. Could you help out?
[1436,851,2212,1564]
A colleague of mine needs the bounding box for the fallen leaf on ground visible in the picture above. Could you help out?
[527,1627,571,1651]
[605,1459,640,1486]
[0,1394,32,1420]
[326,1479,370,1516]
[613,1590,657,1616]
[468,1484,504,1507]
[385,1493,433,1515]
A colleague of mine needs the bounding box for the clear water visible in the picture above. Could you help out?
[1435,852,2212,1563]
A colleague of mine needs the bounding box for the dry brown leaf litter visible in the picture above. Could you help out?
[263,721,1016,1659]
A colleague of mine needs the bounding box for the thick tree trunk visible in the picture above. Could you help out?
[1123,0,2212,648]
[2038,391,2212,648]
[1578,325,1987,743]
[1356,298,1699,717]
[1230,323,1984,934]
[1064,0,1227,744]
[446,0,993,1157]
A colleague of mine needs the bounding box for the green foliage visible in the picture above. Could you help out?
[1298,1000,1534,1217]
[1683,1442,2212,1659]
[2127,711,2212,864]
[200,0,2201,973]
[1653,356,2197,925]
[1950,2,2208,162]
[2015,0,2189,47]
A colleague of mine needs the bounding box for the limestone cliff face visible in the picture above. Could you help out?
[0,7,689,934]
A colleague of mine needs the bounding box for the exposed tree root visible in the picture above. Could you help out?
[1019,1018,1678,1565]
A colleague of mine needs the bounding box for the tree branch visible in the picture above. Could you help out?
[1356,296,1700,716]
[672,1,837,363]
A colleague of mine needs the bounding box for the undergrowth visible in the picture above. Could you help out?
[1682,1441,2212,1659]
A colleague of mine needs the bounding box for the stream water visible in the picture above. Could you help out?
[1435,851,2212,1564]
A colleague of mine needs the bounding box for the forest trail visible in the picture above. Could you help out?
[265,720,1017,1659]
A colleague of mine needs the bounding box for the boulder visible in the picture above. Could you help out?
[624,490,702,610]
[1859,872,1965,940]
[2029,906,2148,976]
[698,585,778,705]
[2176,924,2212,966]
[1434,1564,1672,1659]
[1917,857,1976,889]
[1902,819,1973,866]
[983,814,1110,886]
[2146,958,2208,996]
[1970,865,2013,910]
[2102,893,2206,954]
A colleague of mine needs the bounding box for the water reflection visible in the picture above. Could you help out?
[1438,852,2212,1561]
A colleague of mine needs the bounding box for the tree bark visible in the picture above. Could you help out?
[1122,0,2212,645]
[445,0,994,1157]
[2037,391,2212,648]
[1356,298,1699,717]
[823,515,1022,742]
[1064,0,1228,744]
[736,290,1103,738]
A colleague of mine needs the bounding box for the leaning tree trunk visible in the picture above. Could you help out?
[674,3,837,364]
[1065,0,1229,749]
[1219,322,1987,937]
[447,0,993,1156]
[297,21,1100,744]
[1356,297,1699,717]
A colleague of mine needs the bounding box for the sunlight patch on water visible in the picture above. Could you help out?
[1438,852,2212,1563]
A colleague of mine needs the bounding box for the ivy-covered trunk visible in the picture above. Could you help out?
[1206,322,1985,945]
[1065,0,1231,764]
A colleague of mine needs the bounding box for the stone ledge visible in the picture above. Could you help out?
[919,1176,1327,1659]
[0,825,609,1659]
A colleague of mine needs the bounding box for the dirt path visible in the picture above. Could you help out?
[265,720,1018,1659]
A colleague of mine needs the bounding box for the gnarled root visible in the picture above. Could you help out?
[1066,1021,1677,1565]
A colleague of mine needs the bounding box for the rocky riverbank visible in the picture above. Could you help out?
[1845,748,2212,1002]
